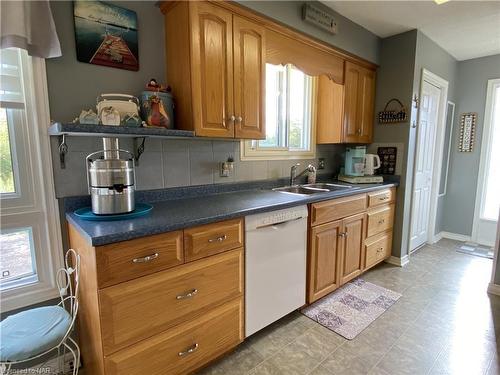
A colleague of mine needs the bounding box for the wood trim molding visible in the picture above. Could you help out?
[159,0,378,70]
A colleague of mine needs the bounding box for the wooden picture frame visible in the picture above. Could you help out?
[458,112,476,152]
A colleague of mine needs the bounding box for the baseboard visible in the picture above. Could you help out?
[385,255,409,267]
[440,231,471,242]
[487,283,500,296]
[430,232,443,244]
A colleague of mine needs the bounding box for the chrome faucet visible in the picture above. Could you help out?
[290,163,316,186]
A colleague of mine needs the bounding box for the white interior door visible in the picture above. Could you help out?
[473,79,500,246]
[410,80,441,251]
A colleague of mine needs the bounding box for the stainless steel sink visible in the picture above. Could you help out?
[302,183,358,191]
[272,186,330,195]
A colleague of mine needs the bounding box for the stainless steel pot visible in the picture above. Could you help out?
[86,144,136,215]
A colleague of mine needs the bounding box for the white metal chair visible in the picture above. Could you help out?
[0,249,80,375]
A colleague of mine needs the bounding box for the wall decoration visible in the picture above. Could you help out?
[378,98,407,124]
[73,1,139,71]
[376,147,397,175]
[458,112,476,152]
[302,3,337,34]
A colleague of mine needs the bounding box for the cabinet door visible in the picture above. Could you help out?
[308,220,342,303]
[343,62,375,144]
[339,213,366,285]
[233,16,266,139]
[358,67,375,143]
[316,75,344,144]
[190,2,234,138]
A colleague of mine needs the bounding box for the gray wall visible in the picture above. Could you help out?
[372,30,417,258]
[442,54,500,235]
[372,30,463,258]
[239,1,380,64]
[46,0,380,197]
[47,1,165,122]
[413,31,459,236]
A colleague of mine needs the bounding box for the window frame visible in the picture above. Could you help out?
[0,50,64,312]
[241,64,317,161]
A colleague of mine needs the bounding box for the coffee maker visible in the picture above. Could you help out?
[344,146,366,176]
[86,138,136,215]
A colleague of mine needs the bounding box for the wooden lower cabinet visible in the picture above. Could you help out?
[99,249,243,354]
[104,298,243,375]
[365,231,393,270]
[307,188,396,303]
[339,213,366,285]
[308,220,342,302]
[69,218,245,375]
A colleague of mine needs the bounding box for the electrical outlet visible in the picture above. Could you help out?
[318,158,326,170]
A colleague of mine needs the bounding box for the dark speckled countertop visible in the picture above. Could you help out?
[66,180,397,246]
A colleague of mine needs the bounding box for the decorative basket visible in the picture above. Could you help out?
[378,98,407,124]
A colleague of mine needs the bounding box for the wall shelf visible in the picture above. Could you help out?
[49,123,195,169]
[48,122,195,138]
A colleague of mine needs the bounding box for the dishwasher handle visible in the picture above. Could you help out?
[254,216,304,230]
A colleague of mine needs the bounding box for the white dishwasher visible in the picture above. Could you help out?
[245,205,308,337]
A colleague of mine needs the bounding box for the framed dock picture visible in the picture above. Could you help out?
[73,0,139,71]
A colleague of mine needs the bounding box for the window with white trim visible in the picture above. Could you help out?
[0,48,63,312]
[241,63,316,160]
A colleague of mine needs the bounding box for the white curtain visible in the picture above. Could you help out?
[0,0,61,58]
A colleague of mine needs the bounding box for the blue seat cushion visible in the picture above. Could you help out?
[0,305,72,362]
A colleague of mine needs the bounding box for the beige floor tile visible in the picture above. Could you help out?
[197,343,264,375]
[198,242,499,375]
[320,346,385,375]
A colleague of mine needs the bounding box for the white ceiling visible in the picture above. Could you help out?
[321,1,500,61]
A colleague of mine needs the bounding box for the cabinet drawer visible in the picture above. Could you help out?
[310,194,367,226]
[96,231,184,288]
[367,204,395,238]
[99,248,243,355]
[105,298,243,375]
[365,231,392,269]
[368,188,395,208]
[184,218,243,262]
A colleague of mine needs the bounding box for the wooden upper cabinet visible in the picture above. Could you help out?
[233,16,266,139]
[316,75,344,144]
[163,2,265,139]
[339,213,366,285]
[308,220,342,303]
[343,61,376,144]
[190,2,234,138]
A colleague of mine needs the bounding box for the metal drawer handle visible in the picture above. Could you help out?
[378,219,385,224]
[178,343,199,357]
[338,232,347,238]
[208,234,227,243]
[176,288,198,300]
[379,196,389,201]
[132,253,159,263]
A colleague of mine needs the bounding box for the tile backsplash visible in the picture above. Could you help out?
[50,137,345,198]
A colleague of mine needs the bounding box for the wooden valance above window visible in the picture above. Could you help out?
[266,29,344,85]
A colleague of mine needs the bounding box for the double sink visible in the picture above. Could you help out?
[272,183,359,196]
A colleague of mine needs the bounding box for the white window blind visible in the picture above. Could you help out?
[0,48,25,109]
[0,48,64,312]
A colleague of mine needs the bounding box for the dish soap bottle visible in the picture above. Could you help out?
[307,165,317,184]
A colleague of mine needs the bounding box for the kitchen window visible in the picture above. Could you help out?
[0,48,64,312]
[241,63,316,160]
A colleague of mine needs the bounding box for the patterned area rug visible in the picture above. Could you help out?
[301,278,402,340]
[455,243,494,259]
